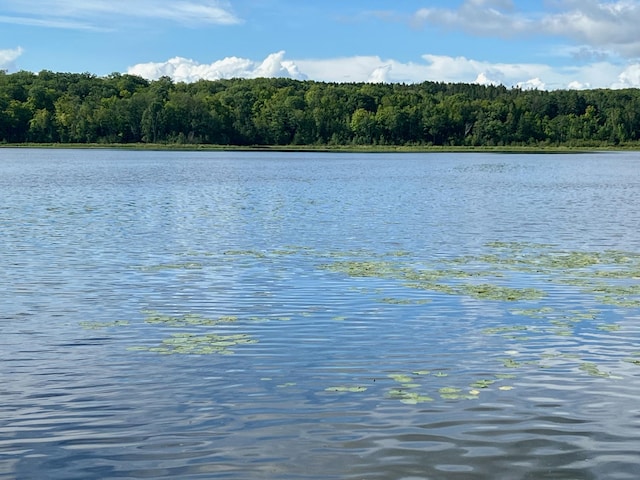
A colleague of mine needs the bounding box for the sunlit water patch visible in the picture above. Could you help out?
[1,149,640,479]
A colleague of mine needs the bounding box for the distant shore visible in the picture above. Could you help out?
[2,142,637,154]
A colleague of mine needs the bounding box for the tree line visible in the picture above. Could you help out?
[2,69,640,147]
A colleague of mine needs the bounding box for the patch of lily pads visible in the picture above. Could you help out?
[128,332,257,355]
[130,241,640,400]
[126,310,258,356]
[380,369,519,405]
[80,320,130,330]
[142,311,238,327]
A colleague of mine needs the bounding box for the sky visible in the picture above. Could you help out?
[2,0,640,90]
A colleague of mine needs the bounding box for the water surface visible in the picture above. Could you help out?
[1,149,640,479]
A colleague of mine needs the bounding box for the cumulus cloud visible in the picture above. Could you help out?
[0,47,23,70]
[567,80,592,90]
[128,51,640,90]
[411,0,640,58]
[128,51,307,82]
[612,64,640,88]
[367,64,392,83]
[0,0,241,29]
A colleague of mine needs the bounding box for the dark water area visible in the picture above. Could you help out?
[1,149,640,479]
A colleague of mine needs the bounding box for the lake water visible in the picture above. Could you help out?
[1,148,640,480]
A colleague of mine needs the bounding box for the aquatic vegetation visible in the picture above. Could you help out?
[597,324,622,332]
[139,262,203,271]
[325,386,368,393]
[129,333,257,355]
[579,362,612,378]
[80,320,129,329]
[460,283,546,301]
[378,297,430,305]
[388,374,415,383]
[223,249,267,258]
[482,325,529,335]
[437,387,464,399]
[470,379,496,389]
[131,242,640,402]
[387,390,434,404]
[599,297,640,308]
[321,260,402,278]
[510,307,554,318]
[502,358,523,368]
[404,282,458,295]
[143,311,237,327]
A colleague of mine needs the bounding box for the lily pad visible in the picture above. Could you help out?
[470,379,496,389]
[388,374,414,383]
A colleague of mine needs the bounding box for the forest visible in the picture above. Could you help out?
[2,69,640,148]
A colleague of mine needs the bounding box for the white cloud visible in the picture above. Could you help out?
[516,78,545,90]
[612,63,640,88]
[367,65,392,83]
[128,51,307,82]
[128,51,640,91]
[567,80,591,90]
[475,72,501,86]
[411,0,640,58]
[252,51,306,80]
[0,0,241,29]
[0,47,24,70]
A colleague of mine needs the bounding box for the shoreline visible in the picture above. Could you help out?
[2,142,637,154]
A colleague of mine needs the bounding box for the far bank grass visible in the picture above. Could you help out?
[2,142,639,154]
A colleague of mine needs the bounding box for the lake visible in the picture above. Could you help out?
[1,148,639,480]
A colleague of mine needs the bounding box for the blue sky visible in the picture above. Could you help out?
[2,0,640,90]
